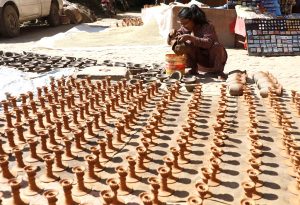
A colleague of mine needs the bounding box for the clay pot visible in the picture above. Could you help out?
[169,71,182,80]
[259,87,269,98]
[182,76,197,84]
[185,84,197,92]
[200,167,213,184]
[195,181,211,199]
[157,166,173,197]
[228,83,244,96]
[248,128,259,140]
[139,192,153,205]
[240,198,256,205]
[242,181,261,200]
[0,154,16,182]
[250,149,263,158]
[144,77,157,83]
[251,140,263,150]
[147,177,161,204]
[247,168,263,187]
[8,178,29,205]
[101,190,115,204]
[114,62,127,67]
[60,178,80,205]
[129,67,145,75]
[187,195,203,205]
[156,74,168,82]
[8,62,22,67]
[253,71,268,83]
[163,78,178,84]
[43,189,59,205]
[227,73,246,84]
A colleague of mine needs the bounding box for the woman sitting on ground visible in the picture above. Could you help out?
[167,4,228,78]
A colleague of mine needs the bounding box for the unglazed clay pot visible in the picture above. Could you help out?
[101,190,114,205]
[226,71,247,96]
[241,181,261,200]
[195,181,211,199]
[240,198,256,205]
[43,189,59,205]
[228,83,244,96]
[187,195,203,205]
[115,166,132,195]
[185,84,197,92]
[0,154,16,183]
[24,165,43,196]
[253,71,283,98]
[139,192,153,205]
[8,178,29,205]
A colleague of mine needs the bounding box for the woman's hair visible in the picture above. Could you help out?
[178,4,208,25]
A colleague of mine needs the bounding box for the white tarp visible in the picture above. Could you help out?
[0,66,76,101]
[141,0,208,39]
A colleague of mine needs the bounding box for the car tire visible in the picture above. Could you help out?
[47,2,60,26]
[0,5,20,37]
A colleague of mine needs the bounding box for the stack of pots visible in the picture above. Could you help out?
[252,71,283,98]
[226,71,247,96]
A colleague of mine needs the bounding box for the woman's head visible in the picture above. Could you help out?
[178,4,208,31]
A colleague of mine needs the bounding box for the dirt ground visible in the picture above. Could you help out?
[1,11,300,205]
[0,11,300,91]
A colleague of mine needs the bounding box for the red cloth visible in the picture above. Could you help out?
[234,16,246,37]
[229,19,236,33]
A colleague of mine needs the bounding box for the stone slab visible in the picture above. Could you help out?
[76,66,130,80]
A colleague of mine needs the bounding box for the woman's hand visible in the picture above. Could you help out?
[169,29,177,39]
[178,34,194,43]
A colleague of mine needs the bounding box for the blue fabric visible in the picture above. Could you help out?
[261,0,282,16]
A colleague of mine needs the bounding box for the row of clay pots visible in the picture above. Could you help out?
[0,76,166,204]
[101,60,164,77]
[188,85,258,205]
[0,51,166,75]
[0,51,98,73]
[226,71,247,96]
[291,90,300,116]
[188,84,231,205]
[137,83,183,204]
[268,91,300,201]
[117,17,144,27]
[252,71,283,98]
[242,86,263,204]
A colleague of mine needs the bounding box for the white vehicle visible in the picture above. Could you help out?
[0,0,63,37]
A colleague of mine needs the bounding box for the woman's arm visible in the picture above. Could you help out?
[167,29,177,45]
[177,24,217,49]
[192,24,216,49]
[167,26,188,45]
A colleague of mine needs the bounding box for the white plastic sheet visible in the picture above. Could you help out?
[0,66,76,101]
[141,0,208,39]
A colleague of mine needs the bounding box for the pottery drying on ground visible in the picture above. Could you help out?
[0,51,98,73]
[226,71,247,96]
[252,71,283,98]
[0,68,297,205]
